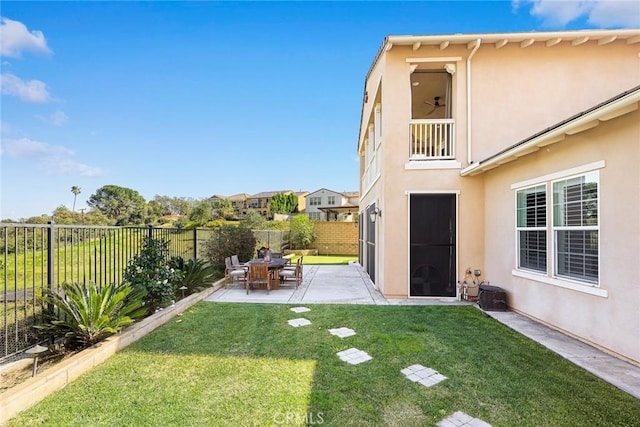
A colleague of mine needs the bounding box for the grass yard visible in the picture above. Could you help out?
[294,255,358,265]
[8,304,640,426]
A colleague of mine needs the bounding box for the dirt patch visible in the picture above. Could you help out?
[1,350,78,393]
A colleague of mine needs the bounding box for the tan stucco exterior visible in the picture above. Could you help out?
[358,29,640,364]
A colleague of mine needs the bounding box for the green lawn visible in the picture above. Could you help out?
[9,304,640,426]
[294,255,358,265]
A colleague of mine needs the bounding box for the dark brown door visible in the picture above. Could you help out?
[409,194,456,297]
[366,204,376,283]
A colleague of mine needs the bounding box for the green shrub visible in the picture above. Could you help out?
[122,237,181,311]
[291,215,317,249]
[203,224,256,265]
[36,281,147,350]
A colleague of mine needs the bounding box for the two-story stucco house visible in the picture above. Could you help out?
[358,29,640,365]
[306,188,359,221]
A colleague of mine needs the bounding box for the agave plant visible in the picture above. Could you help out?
[36,281,148,350]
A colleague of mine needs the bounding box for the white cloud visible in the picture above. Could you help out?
[1,137,103,177]
[37,110,69,126]
[1,72,52,103]
[515,0,640,28]
[0,17,52,58]
[0,121,10,134]
[588,0,640,27]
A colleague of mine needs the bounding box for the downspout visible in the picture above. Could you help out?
[466,39,481,165]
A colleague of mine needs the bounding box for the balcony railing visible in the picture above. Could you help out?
[409,119,455,160]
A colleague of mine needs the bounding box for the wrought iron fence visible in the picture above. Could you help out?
[0,223,289,362]
[0,223,199,363]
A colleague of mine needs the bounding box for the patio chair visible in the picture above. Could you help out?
[224,257,246,288]
[231,254,247,271]
[283,255,302,271]
[279,257,302,289]
[247,262,272,295]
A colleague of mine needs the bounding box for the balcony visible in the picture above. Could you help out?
[410,119,455,160]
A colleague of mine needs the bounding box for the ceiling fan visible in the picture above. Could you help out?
[424,96,446,115]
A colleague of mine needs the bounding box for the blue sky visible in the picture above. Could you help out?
[1,1,638,220]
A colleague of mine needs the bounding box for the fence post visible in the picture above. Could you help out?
[47,221,55,313]
[147,224,153,239]
[193,228,198,261]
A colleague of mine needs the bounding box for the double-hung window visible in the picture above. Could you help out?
[553,172,599,283]
[515,169,600,286]
[516,185,547,272]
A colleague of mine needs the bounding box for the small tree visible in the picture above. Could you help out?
[271,193,298,215]
[203,224,256,265]
[122,237,181,311]
[290,215,317,249]
[241,210,266,229]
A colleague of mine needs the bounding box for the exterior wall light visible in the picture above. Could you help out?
[369,208,381,223]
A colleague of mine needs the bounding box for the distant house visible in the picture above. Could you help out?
[228,193,250,216]
[358,29,640,364]
[305,188,359,221]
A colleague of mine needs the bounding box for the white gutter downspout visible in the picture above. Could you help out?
[466,39,481,165]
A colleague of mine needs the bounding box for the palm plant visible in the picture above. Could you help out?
[36,281,148,350]
[177,258,220,294]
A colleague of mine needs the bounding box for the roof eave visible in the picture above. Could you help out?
[460,86,640,177]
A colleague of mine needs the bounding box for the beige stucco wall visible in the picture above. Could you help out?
[359,35,639,311]
[482,110,640,364]
[470,41,640,162]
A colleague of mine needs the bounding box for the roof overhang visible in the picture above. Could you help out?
[384,29,640,52]
[318,205,359,214]
[460,86,640,177]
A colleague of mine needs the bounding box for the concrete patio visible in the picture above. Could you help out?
[204,262,640,400]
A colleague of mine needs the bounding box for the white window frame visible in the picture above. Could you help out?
[327,196,336,205]
[515,184,547,274]
[551,171,599,285]
[511,161,605,297]
[309,197,321,206]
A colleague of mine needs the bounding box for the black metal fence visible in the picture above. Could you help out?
[0,223,290,363]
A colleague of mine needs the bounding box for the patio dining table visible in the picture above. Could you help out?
[245,258,289,290]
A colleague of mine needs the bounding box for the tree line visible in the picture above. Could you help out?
[2,185,300,228]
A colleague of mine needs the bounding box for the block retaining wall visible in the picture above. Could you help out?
[0,280,225,425]
[309,222,358,255]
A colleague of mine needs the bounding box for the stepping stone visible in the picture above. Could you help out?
[436,411,492,427]
[328,327,356,338]
[287,318,312,327]
[401,364,447,388]
[336,348,372,365]
[290,306,311,313]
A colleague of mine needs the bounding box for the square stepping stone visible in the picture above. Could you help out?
[290,306,310,313]
[401,364,447,387]
[336,348,372,365]
[436,411,491,427]
[287,318,312,327]
[328,327,356,338]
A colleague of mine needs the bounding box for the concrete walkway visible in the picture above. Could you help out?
[204,263,640,400]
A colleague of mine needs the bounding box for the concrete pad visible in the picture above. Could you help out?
[328,327,356,338]
[287,318,311,328]
[336,348,372,365]
[401,364,447,388]
[290,306,310,313]
[437,411,491,427]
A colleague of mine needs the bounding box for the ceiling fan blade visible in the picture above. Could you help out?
[424,100,435,106]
